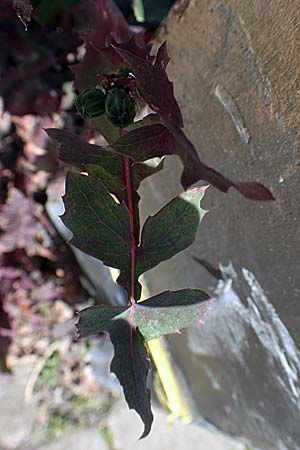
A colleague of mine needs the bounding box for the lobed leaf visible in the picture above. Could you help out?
[77,305,127,337]
[136,187,208,278]
[77,289,212,342]
[164,118,275,201]
[109,122,275,200]
[46,128,164,204]
[71,0,140,90]
[113,41,184,127]
[107,39,274,201]
[61,172,131,277]
[129,289,212,341]
[109,320,153,438]
[92,114,120,144]
[77,314,153,437]
[77,288,213,436]
[77,288,212,437]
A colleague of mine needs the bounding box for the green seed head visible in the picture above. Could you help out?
[105,88,136,128]
[74,88,106,119]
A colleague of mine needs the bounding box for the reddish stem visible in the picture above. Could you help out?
[120,129,136,306]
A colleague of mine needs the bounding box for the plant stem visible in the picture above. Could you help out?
[120,129,136,305]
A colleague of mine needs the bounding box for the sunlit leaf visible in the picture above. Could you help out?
[136,187,208,277]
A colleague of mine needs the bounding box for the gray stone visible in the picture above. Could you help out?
[135,1,300,449]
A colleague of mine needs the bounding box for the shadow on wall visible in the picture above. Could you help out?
[171,264,300,450]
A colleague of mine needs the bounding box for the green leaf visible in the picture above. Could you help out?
[77,305,127,338]
[109,123,275,200]
[113,42,184,127]
[109,123,166,162]
[92,114,120,144]
[77,314,153,437]
[88,158,165,201]
[77,289,211,342]
[77,289,212,436]
[125,113,161,132]
[89,158,165,270]
[135,186,208,278]
[131,158,165,192]
[131,289,211,341]
[46,128,164,205]
[109,320,153,438]
[46,128,121,171]
[62,172,131,275]
[87,163,126,201]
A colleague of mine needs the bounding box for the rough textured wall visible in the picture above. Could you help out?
[138,1,300,449]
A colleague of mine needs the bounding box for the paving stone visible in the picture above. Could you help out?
[40,429,109,450]
[107,400,247,450]
[0,374,37,449]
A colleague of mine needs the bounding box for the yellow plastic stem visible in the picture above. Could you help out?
[147,337,192,423]
[140,277,192,422]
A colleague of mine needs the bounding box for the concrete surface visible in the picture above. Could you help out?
[40,429,109,450]
[107,399,247,450]
[0,372,39,449]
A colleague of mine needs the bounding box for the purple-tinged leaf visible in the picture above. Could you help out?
[109,122,168,161]
[77,289,212,436]
[61,172,131,277]
[154,41,170,70]
[113,41,184,127]
[0,188,50,256]
[77,288,212,437]
[72,45,111,91]
[87,157,165,206]
[164,118,276,201]
[46,128,120,169]
[77,305,127,337]
[46,127,164,203]
[46,128,125,199]
[71,0,144,90]
[77,310,153,437]
[13,0,32,29]
[78,289,212,343]
[126,289,212,341]
[109,122,275,201]
[136,187,208,277]
[125,113,161,132]
[109,320,153,439]
[92,114,120,144]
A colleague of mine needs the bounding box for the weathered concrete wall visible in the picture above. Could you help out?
[138,1,300,449]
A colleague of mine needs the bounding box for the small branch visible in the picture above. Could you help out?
[120,129,136,305]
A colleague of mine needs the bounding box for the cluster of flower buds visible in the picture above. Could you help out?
[74,68,136,128]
